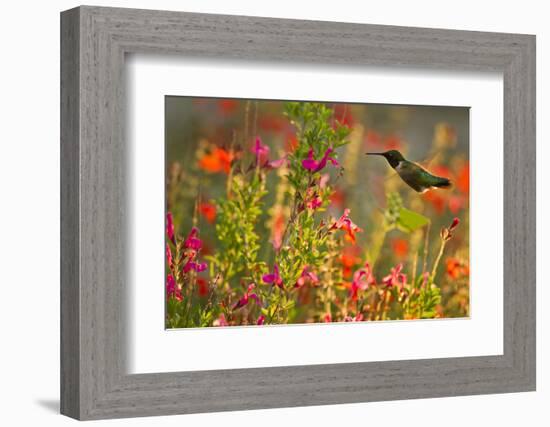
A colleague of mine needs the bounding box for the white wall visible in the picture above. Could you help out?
[0,0,546,425]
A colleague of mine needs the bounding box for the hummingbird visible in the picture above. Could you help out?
[366,150,451,193]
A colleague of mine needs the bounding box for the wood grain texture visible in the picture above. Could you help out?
[60,5,536,420]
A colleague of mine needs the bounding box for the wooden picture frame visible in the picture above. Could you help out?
[60,5,536,420]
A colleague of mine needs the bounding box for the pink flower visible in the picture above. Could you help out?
[319,174,330,188]
[344,313,364,322]
[302,148,339,172]
[184,227,202,251]
[266,156,288,169]
[306,191,323,210]
[213,313,228,327]
[349,263,375,301]
[252,137,270,164]
[183,261,207,273]
[263,264,284,289]
[323,313,332,323]
[166,212,175,244]
[382,263,406,289]
[166,274,182,301]
[256,315,266,325]
[252,136,287,169]
[233,283,262,310]
[330,208,363,243]
[294,266,319,289]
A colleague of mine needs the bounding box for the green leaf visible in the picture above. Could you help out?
[396,207,430,233]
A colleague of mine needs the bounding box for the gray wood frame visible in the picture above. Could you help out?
[60,5,536,420]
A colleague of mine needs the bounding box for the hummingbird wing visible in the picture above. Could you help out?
[397,161,451,193]
[383,150,444,184]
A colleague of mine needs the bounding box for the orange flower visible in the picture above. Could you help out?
[340,245,361,278]
[199,202,216,224]
[218,99,238,115]
[198,147,233,174]
[423,190,446,213]
[329,187,346,209]
[446,257,469,279]
[391,238,409,258]
[383,134,402,151]
[448,195,466,214]
[457,163,470,194]
[285,135,299,153]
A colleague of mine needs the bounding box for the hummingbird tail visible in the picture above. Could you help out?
[433,177,452,189]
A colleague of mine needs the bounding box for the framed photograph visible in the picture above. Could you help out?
[61,6,536,420]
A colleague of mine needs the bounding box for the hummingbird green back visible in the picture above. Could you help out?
[366,150,451,193]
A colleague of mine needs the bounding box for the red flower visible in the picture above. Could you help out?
[199,202,216,224]
[166,275,182,301]
[256,315,266,325]
[302,148,339,172]
[391,238,409,258]
[323,313,332,323]
[233,283,262,310]
[197,278,209,296]
[330,208,363,243]
[263,264,284,289]
[440,217,460,241]
[382,263,406,289]
[450,217,460,231]
[166,212,175,244]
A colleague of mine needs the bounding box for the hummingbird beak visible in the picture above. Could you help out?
[366,152,384,156]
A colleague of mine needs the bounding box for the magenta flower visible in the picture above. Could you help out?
[183,260,207,273]
[256,315,266,325]
[233,283,262,310]
[294,266,320,289]
[252,137,270,164]
[349,263,375,301]
[382,263,406,289]
[302,148,339,172]
[166,244,173,270]
[166,274,182,301]
[184,227,202,251]
[330,208,363,243]
[166,212,175,244]
[263,264,284,289]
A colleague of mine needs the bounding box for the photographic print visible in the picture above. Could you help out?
[165,97,470,329]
